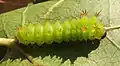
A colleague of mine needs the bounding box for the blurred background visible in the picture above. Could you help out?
[0,0,32,14]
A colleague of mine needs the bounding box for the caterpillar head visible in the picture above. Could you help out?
[77,16,105,41]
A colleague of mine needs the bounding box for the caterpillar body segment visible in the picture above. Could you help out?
[16,16,105,45]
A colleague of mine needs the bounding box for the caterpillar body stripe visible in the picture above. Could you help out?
[16,16,105,45]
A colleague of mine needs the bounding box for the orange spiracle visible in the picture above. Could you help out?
[81,26,87,32]
[16,27,23,31]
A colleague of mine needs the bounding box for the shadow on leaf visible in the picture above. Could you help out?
[0,39,101,64]
[0,46,7,60]
[18,39,100,63]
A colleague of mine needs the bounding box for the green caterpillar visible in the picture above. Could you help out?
[16,16,105,45]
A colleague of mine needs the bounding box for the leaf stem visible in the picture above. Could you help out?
[105,25,120,31]
[0,38,15,47]
[15,45,34,63]
[106,36,120,50]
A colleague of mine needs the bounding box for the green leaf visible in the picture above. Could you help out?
[0,59,33,66]
[1,0,120,66]
[0,56,62,66]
